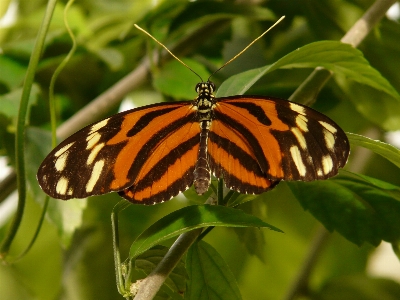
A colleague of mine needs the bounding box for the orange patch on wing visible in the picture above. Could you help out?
[215,99,289,178]
[109,104,195,190]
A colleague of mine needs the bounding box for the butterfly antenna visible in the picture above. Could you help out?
[208,16,285,81]
[135,24,204,82]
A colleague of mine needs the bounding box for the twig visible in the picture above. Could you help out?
[133,228,203,300]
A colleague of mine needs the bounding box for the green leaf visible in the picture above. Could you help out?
[0,55,27,89]
[135,245,186,299]
[153,58,209,100]
[170,2,275,33]
[129,205,282,258]
[0,85,40,127]
[289,171,400,246]
[348,133,400,169]
[185,240,242,300]
[216,41,400,130]
[315,275,400,300]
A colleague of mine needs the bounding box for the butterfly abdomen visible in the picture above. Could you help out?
[193,120,211,194]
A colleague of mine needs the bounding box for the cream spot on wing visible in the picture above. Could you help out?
[67,188,73,195]
[54,142,74,157]
[291,127,307,149]
[323,129,335,150]
[86,132,102,150]
[290,145,306,177]
[87,143,105,165]
[89,118,110,134]
[322,155,333,174]
[55,152,68,171]
[296,115,309,132]
[319,121,337,133]
[290,102,306,115]
[56,177,69,195]
[317,168,323,176]
[86,160,105,193]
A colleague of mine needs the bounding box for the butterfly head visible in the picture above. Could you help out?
[195,81,216,94]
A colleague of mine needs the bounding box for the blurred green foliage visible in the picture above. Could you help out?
[1,0,400,299]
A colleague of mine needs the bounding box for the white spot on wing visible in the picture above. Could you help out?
[291,127,307,149]
[89,118,110,134]
[86,160,105,193]
[296,115,309,132]
[323,129,335,150]
[54,142,74,157]
[322,155,333,175]
[86,132,102,150]
[319,121,337,133]
[87,143,105,165]
[290,102,306,115]
[56,177,69,195]
[290,145,306,177]
[55,152,68,171]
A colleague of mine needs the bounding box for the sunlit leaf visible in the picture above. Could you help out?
[348,133,400,169]
[129,205,282,258]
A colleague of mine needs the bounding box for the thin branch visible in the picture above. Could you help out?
[132,228,203,300]
[341,0,396,47]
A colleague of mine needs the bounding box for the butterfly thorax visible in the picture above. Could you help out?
[193,81,216,194]
[194,81,216,121]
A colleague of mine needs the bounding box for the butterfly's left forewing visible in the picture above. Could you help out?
[37,102,198,204]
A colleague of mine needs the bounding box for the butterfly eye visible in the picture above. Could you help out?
[208,81,216,93]
[195,83,202,93]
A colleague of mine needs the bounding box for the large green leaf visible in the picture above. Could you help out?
[129,205,282,258]
[185,240,242,300]
[289,171,400,246]
[219,41,397,96]
[348,133,400,169]
[216,41,400,130]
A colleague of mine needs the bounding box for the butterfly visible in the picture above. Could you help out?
[37,79,350,205]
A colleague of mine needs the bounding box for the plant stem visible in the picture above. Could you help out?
[0,0,58,258]
[133,228,203,300]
